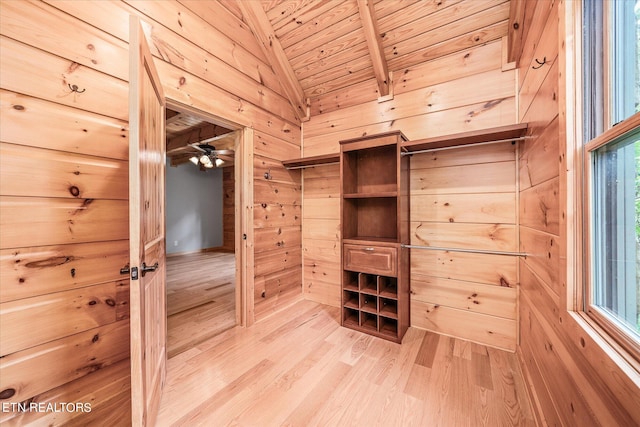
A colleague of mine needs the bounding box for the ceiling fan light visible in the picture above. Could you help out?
[203,161,214,168]
[189,156,199,165]
[200,154,212,165]
[215,158,224,167]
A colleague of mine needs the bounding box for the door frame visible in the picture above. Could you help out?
[164,99,250,327]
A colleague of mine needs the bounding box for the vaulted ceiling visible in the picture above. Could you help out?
[167,0,516,162]
[239,0,513,121]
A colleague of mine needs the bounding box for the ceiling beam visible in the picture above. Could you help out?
[238,1,309,122]
[166,123,227,152]
[507,0,525,65]
[357,0,390,99]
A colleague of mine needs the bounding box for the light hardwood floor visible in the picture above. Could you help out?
[166,251,236,358]
[158,299,536,426]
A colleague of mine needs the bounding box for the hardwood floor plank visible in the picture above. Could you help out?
[157,300,536,426]
[165,251,236,358]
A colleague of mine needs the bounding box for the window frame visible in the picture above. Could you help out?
[579,0,640,363]
[583,112,640,365]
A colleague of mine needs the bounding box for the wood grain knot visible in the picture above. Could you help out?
[69,186,80,197]
[0,388,16,399]
[105,299,116,307]
[12,105,24,111]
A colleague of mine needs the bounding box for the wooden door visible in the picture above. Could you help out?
[128,15,166,427]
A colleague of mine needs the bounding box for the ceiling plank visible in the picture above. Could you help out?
[239,1,309,122]
[357,0,390,98]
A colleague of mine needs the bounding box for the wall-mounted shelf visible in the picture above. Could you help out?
[401,123,528,154]
[282,153,340,169]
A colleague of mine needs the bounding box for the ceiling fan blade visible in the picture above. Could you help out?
[210,149,234,156]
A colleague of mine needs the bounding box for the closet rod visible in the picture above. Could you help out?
[400,136,528,156]
[401,244,527,258]
[285,161,340,170]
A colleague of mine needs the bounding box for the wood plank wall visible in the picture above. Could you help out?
[253,131,303,322]
[0,1,300,424]
[409,143,518,351]
[301,30,518,350]
[516,1,640,425]
[302,164,341,306]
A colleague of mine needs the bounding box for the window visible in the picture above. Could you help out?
[583,0,640,359]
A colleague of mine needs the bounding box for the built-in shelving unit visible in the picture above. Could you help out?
[340,131,409,343]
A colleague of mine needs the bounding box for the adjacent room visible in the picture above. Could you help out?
[0,0,638,426]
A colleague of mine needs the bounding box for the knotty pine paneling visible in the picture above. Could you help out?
[0,0,302,423]
[310,40,504,116]
[411,275,516,319]
[252,132,302,322]
[0,36,128,121]
[408,142,517,351]
[1,359,131,427]
[303,97,516,156]
[304,69,515,138]
[0,143,128,200]
[381,1,509,58]
[518,1,559,123]
[0,321,130,406]
[411,300,516,352]
[411,249,517,288]
[411,222,517,252]
[253,268,302,321]
[0,240,129,303]
[0,280,129,356]
[301,163,341,307]
[519,115,560,191]
[411,193,516,224]
[516,1,640,424]
[410,162,516,195]
[0,197,129,249]
[0,90,129,160]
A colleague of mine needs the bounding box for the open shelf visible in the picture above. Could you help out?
[401,123,528,153]
[344,308,359,328]
[379,298,398,319]
[343,290,359,309]
[344,271,360,292]
[282,153,340,169]
[360,312,378,332]
[359,273,378,295]
[343,192,397,198]
[378,276,398,298]
[360,294,378,314]
[379,317,398,338]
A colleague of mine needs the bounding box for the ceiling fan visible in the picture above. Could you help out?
[189,143,234,169]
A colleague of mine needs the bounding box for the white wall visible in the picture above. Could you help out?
[166,159,223,254]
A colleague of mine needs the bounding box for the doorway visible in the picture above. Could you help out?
[163,104,244,358]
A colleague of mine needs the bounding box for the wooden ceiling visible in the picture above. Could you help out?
[164,0,512,144]
[238,0,512,120]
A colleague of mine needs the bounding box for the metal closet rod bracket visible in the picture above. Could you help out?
[401,244,528,258]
